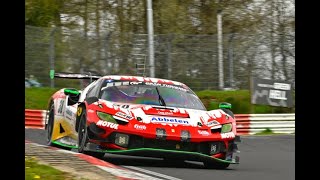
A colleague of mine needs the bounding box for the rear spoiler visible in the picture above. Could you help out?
[53,72,102,82]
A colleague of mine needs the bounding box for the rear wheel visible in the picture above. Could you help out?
[77,111,105,159]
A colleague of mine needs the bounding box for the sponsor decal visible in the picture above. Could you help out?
[206,120,220,127]
[77,107,82,116]
[129,81,144,85]
[134,124,146,130]
[66,109,75,120]
[57,99,65,115]
[158,111,174,116]
[211,144,217,153]
[198,130,210,136]
[145,82,187,92]
[66,109,72,116]
[221,132,235,139]
[151,117,189,125]
[96,120,119,129]
[115,111,133,120]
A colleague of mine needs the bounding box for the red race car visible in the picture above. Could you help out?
[46,73,240,169]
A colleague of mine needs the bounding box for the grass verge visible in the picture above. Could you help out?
[25,156,82,180]
[254,128,290,135]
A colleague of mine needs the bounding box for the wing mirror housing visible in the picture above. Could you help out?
[219,102,232,109]
[64,88,80,106]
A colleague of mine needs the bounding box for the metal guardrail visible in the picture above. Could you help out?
[246,113,295,134]
[24,109,295,135]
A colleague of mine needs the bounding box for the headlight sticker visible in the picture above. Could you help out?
[206,120,220,127]
[115,111,133,120]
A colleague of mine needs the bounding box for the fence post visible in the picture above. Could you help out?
[49,27,56,88]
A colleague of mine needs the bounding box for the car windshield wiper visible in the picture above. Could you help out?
[155,87,166,106]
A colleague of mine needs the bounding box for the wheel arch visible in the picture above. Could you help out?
[75,103,86,132]
[45,99,55,130]
[221,108,235,119]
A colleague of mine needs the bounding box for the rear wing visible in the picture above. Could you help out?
[54,72,102,82]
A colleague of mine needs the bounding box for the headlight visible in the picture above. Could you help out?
[221,123,232,133]
[156,128,166,140]
[181,130,191,142]
[97,112,117,124]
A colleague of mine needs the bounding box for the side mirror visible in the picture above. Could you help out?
[219,102,232,109]
[64,88,80,96]
[64,88,80,106]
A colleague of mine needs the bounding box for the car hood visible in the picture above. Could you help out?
[98,100,231,128]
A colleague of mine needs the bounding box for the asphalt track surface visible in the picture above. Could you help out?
[25,129,295,180]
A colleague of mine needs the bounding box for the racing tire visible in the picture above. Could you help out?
[203,161,230,169]
[77,111,105,159]
[46,104,72,150]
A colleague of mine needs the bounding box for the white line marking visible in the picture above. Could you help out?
[97,165,164,180]
[56,149,78,154]
[123,166,182,180]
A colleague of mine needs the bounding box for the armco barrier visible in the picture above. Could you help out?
[247,113,295,135]
[24,109,295,135]
[25,109,48,129]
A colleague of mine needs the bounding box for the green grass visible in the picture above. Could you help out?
[25,87,60,110]
[25,156,80,180]
[254,128,273,135]
[254,128,289,135]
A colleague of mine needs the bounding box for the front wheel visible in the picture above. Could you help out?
[77,111,105,159]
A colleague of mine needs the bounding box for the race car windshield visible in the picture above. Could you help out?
[99,81,206,110]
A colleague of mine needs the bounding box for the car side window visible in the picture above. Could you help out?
[86,80,102,97]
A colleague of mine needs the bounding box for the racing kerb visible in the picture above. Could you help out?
[25,109,295,135]
[25,109,47,129]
